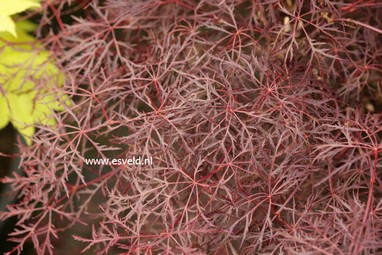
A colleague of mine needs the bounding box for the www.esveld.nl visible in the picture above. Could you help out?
[85,156,153,166]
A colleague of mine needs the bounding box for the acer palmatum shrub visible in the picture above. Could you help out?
[1,0,382,254]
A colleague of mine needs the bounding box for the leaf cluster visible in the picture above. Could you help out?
[1,0,382,254]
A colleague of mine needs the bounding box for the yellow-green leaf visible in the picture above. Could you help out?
[0,15,16,37]
[0,94,10,129]
[0,0,40,37]
[6,93,35,146]
[0,1,40,16]
[0,20,71,146]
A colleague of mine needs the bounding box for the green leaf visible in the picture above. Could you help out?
[0,0,40,37]
[6,93,35,146]
[0,20,71,146]
[0,94,10,130]
[0,1,40,16]
[0,15,16,37]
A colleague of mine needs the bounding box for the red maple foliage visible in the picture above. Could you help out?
[1,0,381,254]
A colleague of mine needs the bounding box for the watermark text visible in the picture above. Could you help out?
[85,156,153,166]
